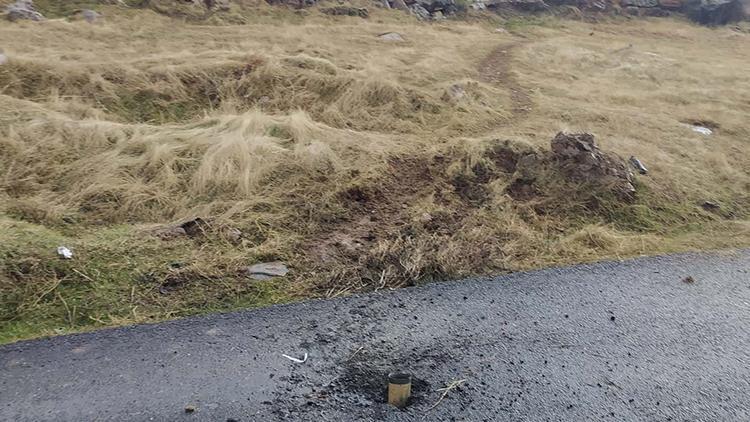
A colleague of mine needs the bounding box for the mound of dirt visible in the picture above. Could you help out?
[461,133,636,203]
[434,132,639,208]
[549,132,635,198]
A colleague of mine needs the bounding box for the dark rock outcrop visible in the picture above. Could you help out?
[685,0,746,25]
[622,0,659,7]
[5,0,44,21]
[419,0,458,12]
[382,0,457,18]
[321,6,369,17]
[486,0,550,11]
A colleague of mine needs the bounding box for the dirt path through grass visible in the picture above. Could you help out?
[477,43,533,116]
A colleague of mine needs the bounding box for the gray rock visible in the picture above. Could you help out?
[485,0,549,11]
[81,9,101,23]
[685,0,746,25]
[377,32,405,41]
[621,0,659,6]
[701,201,721,210]
[658,0,683,8]
[629,156,648,175]
[550,132,636,198]
[625,5,642,14]
[215,0,231,10]
[266,0,318,8]
[5,0,44,22]
[390,0,410,10]
[410,3,431,19]
[644,7,670,15]
[245,262,289,280]
[321,6,369,17]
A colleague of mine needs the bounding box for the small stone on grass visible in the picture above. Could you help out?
[377,32,404,42]
[244,261,289,280]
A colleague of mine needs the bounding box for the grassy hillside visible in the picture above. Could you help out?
[1,3,749,343]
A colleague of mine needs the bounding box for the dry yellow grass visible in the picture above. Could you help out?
[1,4,749,342]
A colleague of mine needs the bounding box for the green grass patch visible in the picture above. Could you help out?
[0,216,294,344]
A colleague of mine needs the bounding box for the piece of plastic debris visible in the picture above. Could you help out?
[282,352,308,363]
[628,156,648,175]
[691,125,712,135]
[245,262,289,280]
[57,246,73,259]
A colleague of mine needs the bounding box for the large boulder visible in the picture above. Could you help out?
[685,0,746,24]
[5,0,44,21]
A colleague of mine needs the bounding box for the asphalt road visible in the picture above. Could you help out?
[2,250,750,421]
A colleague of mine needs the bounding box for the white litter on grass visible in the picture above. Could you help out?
[691,125,712,136]
[57,246,73,259]
[282,353,308,363]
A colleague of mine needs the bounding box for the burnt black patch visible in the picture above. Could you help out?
[331,359,431,407]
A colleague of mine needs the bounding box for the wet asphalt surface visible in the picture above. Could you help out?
[1,249,750,421]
